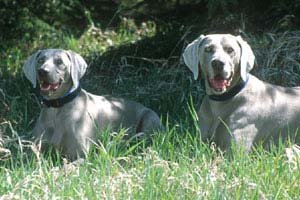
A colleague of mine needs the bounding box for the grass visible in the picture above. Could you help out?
[1,131,300,199]
[1,17,300,199]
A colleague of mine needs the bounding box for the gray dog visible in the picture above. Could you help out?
[183,34,300,152]
[23,49,163,160]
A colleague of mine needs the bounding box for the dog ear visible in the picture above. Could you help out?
[236,36,255,81]
[183,35,206,80]
[66,50,88,88]
[23,50,41,88]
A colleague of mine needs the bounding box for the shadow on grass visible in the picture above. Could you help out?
[81,26,205,124]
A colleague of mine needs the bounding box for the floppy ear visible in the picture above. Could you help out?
[23,50,41,88]
[183,35,206,80]
[236,36,255,81]
[66,50,88,88]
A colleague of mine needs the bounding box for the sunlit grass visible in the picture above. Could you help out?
[1,127,300,199]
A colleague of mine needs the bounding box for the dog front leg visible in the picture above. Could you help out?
[50,131,64,149]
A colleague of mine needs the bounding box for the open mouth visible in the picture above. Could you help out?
[208,73,233,92]
[39,80,62,92]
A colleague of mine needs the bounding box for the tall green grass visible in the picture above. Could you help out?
[1,126,299,199]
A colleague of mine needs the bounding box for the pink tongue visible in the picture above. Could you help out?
[40,83,59,91]
[209,78,228,89]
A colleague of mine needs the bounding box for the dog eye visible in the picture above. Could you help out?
[55,58,63,65]
[225,47,234,54]
[37,57,45,65]
[204,46,214,53]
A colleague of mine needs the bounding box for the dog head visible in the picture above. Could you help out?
[183,34,255,95]
[23,49,87,99]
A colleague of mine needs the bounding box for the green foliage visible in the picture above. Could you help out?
[205,0,238,18]
[78,18,156,55]
[0,0,82,41]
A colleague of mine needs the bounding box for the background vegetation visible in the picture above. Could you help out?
[1,0,300,199]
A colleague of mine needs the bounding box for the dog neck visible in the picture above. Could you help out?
[208,76,249,101]
[38,85,82,108]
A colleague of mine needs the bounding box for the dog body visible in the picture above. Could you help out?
[23,49,162,159]
[183,34,300,152]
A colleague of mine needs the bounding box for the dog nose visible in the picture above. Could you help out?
[211,60,225,71]
[37,68,49,79]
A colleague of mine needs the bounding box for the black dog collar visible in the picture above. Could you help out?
[208,77,249,101]
[38,86,81,108]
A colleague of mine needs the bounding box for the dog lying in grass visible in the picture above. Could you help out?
[23,49,163,160]
[183,34,300,153]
